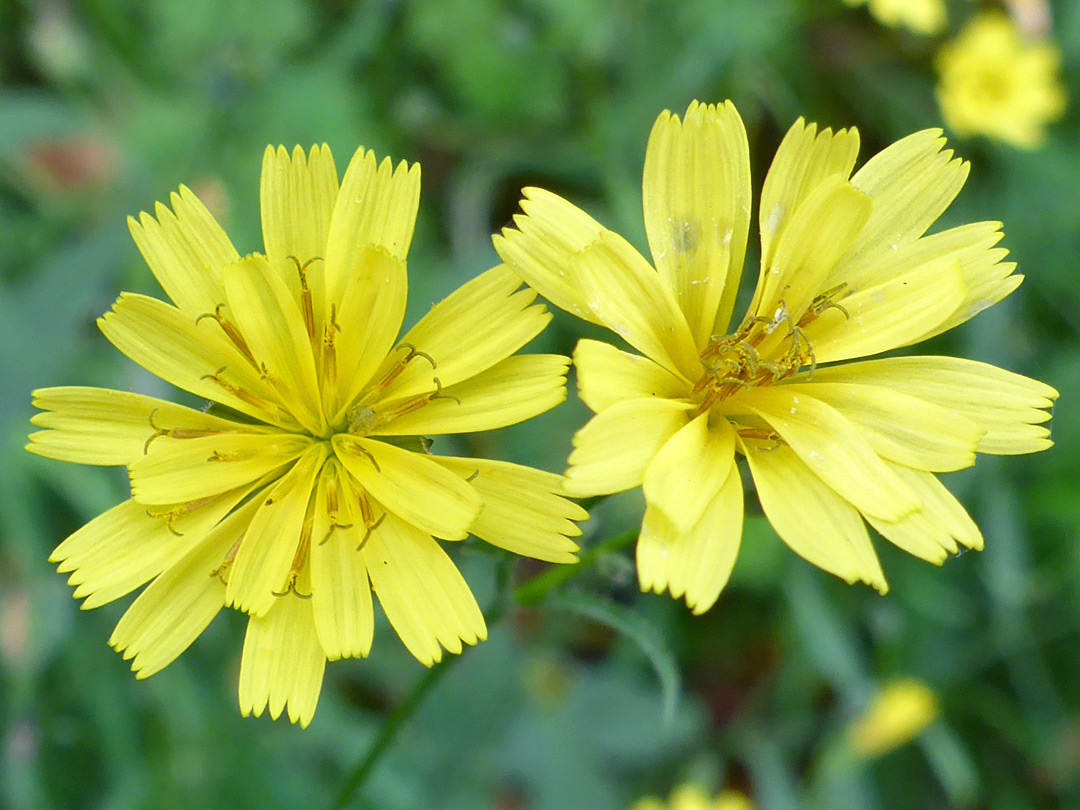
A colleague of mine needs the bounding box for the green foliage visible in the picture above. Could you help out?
[3,0,1080,808]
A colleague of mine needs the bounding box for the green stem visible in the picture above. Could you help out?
[330,528,638,808]
[330,657,457,810]
[514,529,637,606]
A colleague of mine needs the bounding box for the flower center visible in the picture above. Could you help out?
[691,283,849,416]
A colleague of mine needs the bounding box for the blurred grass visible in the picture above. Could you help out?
[2,0,1080,808]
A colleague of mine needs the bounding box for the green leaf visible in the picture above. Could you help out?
[545,590,681,725]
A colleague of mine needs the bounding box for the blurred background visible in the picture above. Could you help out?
[2,0,1080,807]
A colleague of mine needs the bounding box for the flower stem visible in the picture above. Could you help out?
[330,657,457,810]
[331,528,637,808]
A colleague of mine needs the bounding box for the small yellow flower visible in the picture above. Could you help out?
[495,101,1056,614]
[936,12,1066,148]
[848,678,939,757]
[28,145,586,727]
[843,0,947,35]
[633,784,752,810]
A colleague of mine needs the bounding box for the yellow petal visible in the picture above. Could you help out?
[260,144,339,278]
[333,435,482,541]
[643,414,735,533]
[803,255,967,364]
[310,462,374,660]
[808,356,1057,455]
[741,440,887,592]
[129,432,312,505]
[330,247,408,419]
[109,496,261,678]
[758,118,860,273]
[746,387,919,522]
[433,457,586,564]
[98,293,294,430]
[753,174,872,325]
[638,458,743,614]
[777,381,982,472]
[363,513,486,666]
[127,186,236,318]
[374,354,568,436]
[27,386,265,467]
[238,591,326,728]
[840,130,968,279]
[878,462,983,553]
[865,462,983,563]
[226,444,328,617]
[572,338,689,413]
[323,148,419,309]
[564,398,694,497]
[51,487,247,610]
[643,101,751,343]
[905,229,1020,343]
[822,220,1020,346]
[495,189,700,379]
[493,188,616,324]
[222,254,325,434]
[375,264,551,403]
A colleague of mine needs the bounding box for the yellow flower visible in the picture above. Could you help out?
[848,678,939,757]
[495,101,1057,614]
[633,784,752,810]
[28,145,586,727]
[843,0,946,35]
[936,12,1066,149]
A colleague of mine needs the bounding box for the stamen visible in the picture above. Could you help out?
[145,496,216,536]
[201,366,280,413]
[144,408,227,454]
[323,303,340,388]
[397,343,437,369]
[428,377,462,405]
[287,256,321,344]
[356,512,385,551]
[274,513,314,599]
[799,283,851,327]
[339,439,381,472]
[210,536,243,584]
[737,427,785,452]
[196,304,257,365]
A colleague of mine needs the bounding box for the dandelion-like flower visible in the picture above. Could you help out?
[936,11,1066,148]
[495,101,1056,614]
[633,784,752,810]
[843,0,946,36]
[28,145,586,726]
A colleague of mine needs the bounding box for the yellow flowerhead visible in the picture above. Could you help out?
[495,101,1057,614]
[936,11,1066,148]
[843,0,946,35]
[848,678,939,757]
[28,145,586,727]
[633,784,752,810]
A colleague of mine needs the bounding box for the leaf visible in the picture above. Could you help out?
[545,590,681,725]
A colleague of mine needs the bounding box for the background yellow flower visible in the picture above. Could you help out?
[843,0,946,35]
[936,11,1066,148]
